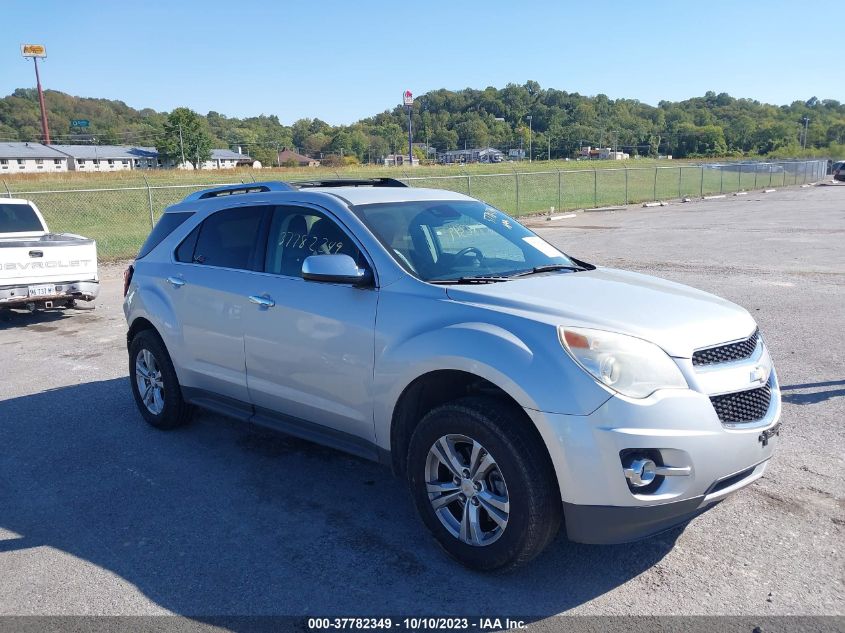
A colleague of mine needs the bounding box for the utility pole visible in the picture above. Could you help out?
[547,134,551,161]
[802,117,810,150]
[527,115,533,162]
[178,124,186,168]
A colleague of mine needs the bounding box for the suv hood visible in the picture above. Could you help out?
[444,268,756,358]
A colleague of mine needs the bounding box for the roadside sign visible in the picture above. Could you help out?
[21,44,47,58]
[71,119,90,128]
[403,90,413,106]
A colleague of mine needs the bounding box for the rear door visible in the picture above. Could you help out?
[242,204,379,447]
[167,204,269,404]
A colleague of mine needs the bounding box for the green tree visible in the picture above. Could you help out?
[156,107,212,169]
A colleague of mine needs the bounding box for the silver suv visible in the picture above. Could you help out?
[124,179,781,570]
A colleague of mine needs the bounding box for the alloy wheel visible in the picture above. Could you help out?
[424,434,510,546]
[135,348,165,415]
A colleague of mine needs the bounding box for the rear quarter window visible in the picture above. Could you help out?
[0,203,44,233]
[137,212,193,259]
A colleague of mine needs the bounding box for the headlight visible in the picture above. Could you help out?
[559,326,688,398]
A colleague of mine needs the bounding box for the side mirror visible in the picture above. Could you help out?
[301,254,371,286]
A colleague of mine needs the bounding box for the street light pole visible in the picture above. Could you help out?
[526,115,532,162]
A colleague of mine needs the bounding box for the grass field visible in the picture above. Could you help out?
[2,159,825,260]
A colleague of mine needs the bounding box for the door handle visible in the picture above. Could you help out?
[166,276,186,288]
[248,295,275,308]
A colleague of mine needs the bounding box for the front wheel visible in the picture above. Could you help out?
[407,397,562,571]
[128,330,192,429]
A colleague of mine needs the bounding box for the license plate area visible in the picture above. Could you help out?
[28,284,56,297]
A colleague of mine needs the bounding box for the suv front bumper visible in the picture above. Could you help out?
[525,372,780,544]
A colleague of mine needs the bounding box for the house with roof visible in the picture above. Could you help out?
[51,145,160,171]
[0,142,69,174]
[0,142,256,173]
[179,149,255,170]
[276,147,320,167]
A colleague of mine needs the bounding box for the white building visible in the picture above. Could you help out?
[579,146,630,160]
[0,142,69,174]
[440,147,504,164]
[51,145,160,172]
[381,153,419,167]
[0,143,253,173]
[179,149,254,170]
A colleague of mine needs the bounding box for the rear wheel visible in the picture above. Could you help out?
[128,330,192,429]
[407,397,561,571]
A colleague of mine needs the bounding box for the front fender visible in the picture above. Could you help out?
[373,309,610,450]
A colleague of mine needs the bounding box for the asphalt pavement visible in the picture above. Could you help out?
[0,182,842,620]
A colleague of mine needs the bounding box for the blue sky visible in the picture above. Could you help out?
[2,0,842,125]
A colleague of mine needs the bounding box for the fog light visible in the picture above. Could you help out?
[624,458,657,488]
[621,451,692,492]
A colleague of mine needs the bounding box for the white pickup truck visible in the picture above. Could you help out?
[0,198,99,311]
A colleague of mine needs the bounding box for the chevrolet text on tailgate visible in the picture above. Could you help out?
[0,198,99,311]
[123,179,780,570]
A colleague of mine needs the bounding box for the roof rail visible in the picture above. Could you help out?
[183,181,295,202]
[293,177,408,189]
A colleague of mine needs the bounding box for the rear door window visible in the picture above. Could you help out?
[191,206,267,270]
[0,203,44,233]
[138,212,193,259]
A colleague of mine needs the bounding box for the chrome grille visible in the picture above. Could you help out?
[710,382,772,424]
[693,329,759,367]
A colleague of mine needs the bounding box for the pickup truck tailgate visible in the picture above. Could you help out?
[0,235,98,285]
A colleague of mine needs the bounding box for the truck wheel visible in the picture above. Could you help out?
[128,330,192,430]
[407,397,561,571]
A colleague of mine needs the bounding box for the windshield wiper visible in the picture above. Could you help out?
[512,264,588,277]
[429,276,512,284]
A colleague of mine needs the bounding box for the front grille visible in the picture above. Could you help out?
[693,329,759,367]
[710,382,772,424]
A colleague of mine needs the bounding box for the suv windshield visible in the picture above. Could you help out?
[357,200,575,282]
[0,203,44,233]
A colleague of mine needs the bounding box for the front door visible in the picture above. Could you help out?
[243,205,378,444]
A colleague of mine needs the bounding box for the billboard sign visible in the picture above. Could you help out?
[403,90,413,106]
[21,44,47,58]
[70,119,90,128]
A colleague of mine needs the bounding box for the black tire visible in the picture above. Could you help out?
[128,329,192,430]
[407,396,562,571]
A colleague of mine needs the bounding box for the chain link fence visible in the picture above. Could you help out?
[2,159,828,260]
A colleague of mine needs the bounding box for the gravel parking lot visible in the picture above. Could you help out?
[0,183,842,620]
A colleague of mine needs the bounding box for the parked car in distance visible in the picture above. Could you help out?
[123,179,781,570]
[0,198,99,312]
[831,160,845,181]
